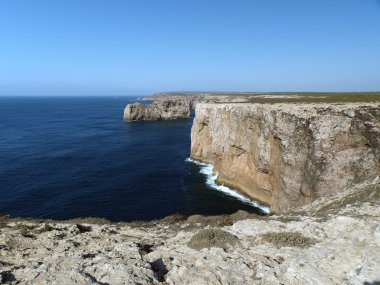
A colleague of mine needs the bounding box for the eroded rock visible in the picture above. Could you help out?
[0,190,379,284]
[190,102,380,213]
[123,98,191,121]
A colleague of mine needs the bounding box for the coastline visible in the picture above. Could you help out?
[1,179,379,284]
[186,157,270,214]
[190,101,380,213]
[2,95,380,283]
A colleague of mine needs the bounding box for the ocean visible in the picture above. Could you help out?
[0,96,266,221]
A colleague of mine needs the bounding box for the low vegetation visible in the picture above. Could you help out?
[188,229,238,250]
[0,214,9,222]
[159,91,380,104]
[67,217,110,225]
[261,231,318,247]
[244,92,380,104]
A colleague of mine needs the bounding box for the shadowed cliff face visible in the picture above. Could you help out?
[190,103,380,213]
[123,98,191,121]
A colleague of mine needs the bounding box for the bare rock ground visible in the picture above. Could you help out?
[1,177,379,284]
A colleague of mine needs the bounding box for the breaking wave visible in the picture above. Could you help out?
[186,158,270,214]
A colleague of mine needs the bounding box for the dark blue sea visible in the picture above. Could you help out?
[0,96,265,222]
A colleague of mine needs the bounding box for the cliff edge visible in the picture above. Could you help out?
[190,102,380,213]
[1,179,379,284]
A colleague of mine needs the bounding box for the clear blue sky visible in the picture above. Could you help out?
[0,0,379,95]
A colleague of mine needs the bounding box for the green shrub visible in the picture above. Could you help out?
[261,231,318,247]
[188,229,238,250]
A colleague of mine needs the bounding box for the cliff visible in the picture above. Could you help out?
[123,98,191,121]
[190,102,380,213]
[1,179,379,284]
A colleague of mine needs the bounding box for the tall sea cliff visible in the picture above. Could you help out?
[1,99,380,284]
[190,102,380,213]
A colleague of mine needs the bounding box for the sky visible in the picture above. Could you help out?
[0,0,379,96]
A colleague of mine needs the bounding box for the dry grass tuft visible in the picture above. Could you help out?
[188,229,238,250]
[261,231,318,247]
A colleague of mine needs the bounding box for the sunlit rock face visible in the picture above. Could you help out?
[123,98,191,121]
[190,102,380,213]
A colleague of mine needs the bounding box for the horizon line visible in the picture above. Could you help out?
[1,90,380,97]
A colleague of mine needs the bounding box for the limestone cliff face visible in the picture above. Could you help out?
[124,98,191,121]
[190,103,380,213]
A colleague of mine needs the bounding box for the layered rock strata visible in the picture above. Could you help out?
[123,98,191,121]
[190,102,380,213]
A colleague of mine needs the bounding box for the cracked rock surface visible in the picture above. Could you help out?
[1,178,379,284]
[123,98,191,121]
[191,102,380,213]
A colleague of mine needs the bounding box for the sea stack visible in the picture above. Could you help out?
[124,98,191,121]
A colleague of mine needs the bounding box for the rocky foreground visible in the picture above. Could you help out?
[1,177,379,285]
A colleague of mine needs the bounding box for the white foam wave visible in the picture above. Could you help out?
[186,158,270,214]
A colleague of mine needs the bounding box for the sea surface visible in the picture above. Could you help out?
[0,96,266,221]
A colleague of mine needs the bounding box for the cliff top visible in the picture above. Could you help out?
[141,92,380,108]
[1,177,379,284]
[152,91,380,104]
[242,93,380,104]
[196,101,380,118]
